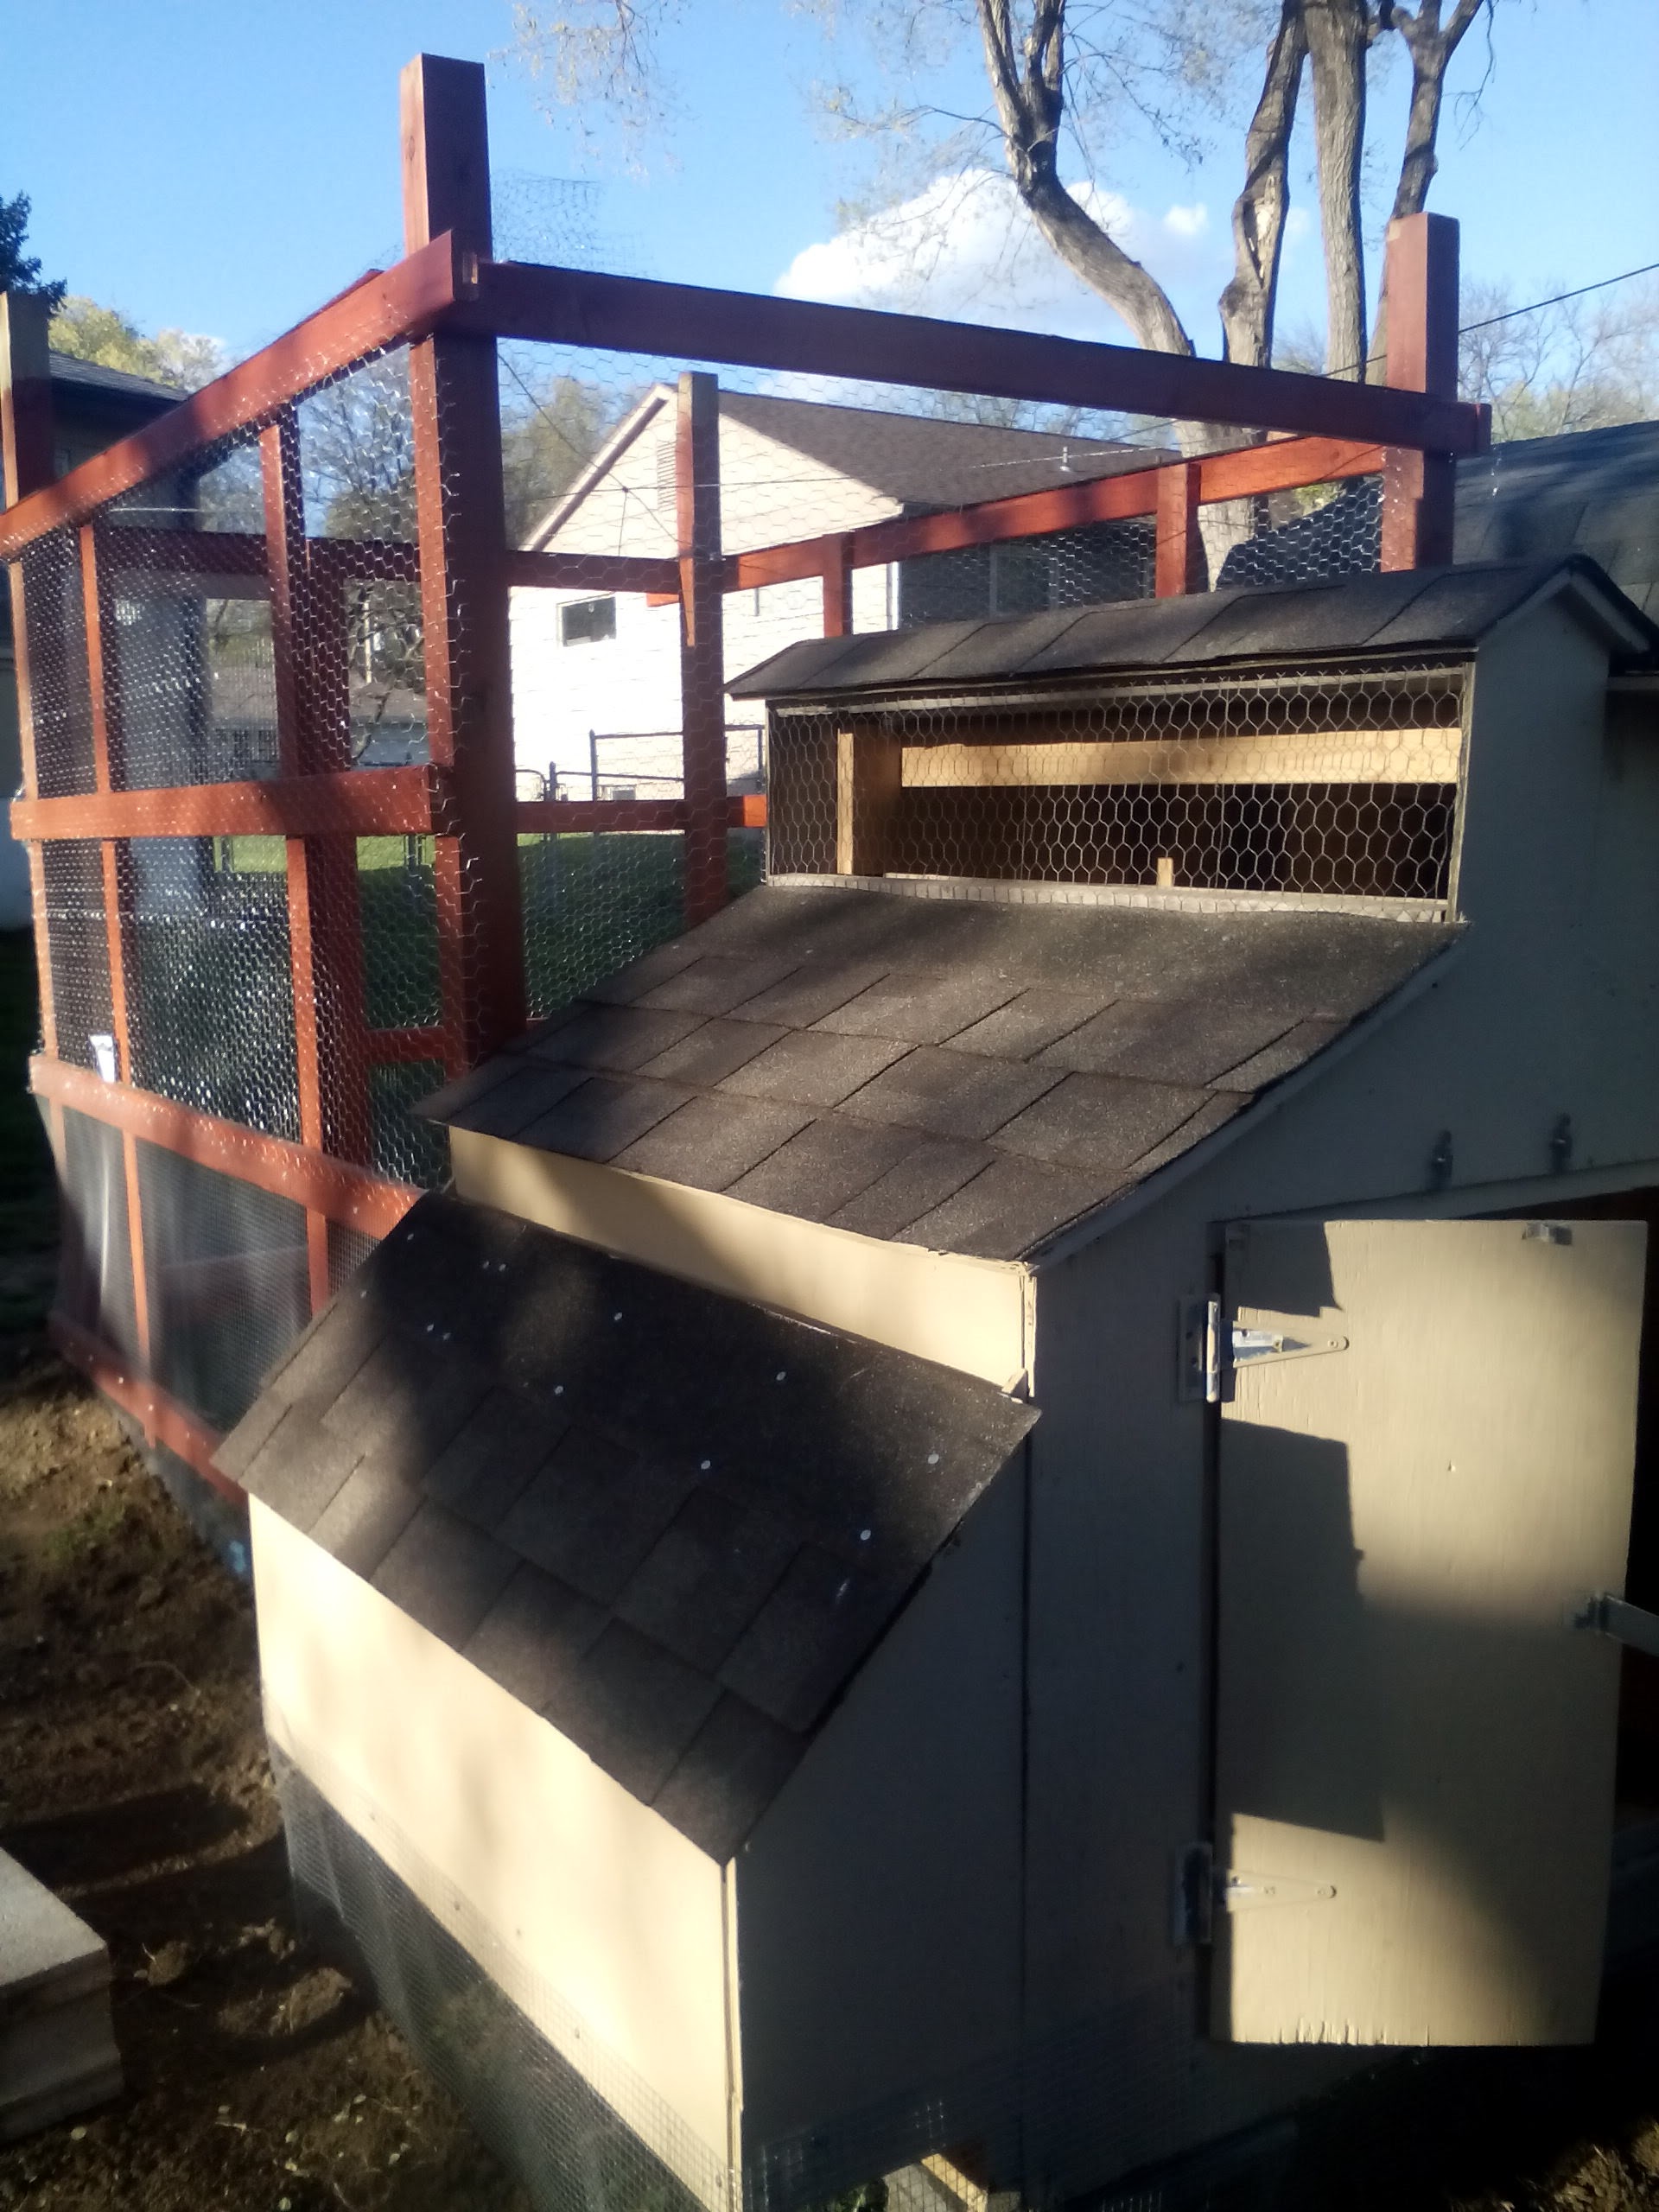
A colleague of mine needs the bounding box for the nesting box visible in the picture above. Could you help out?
[224,557,1659,2212]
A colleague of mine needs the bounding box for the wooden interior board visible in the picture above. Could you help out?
[251,1500,735,2202]
[1214,1217,1645,2048]
[901,729,1461,791]
[449,1127,1033,1390]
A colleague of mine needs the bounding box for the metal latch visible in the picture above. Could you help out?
[1179,1294,1349,1403]
[1172,1843,1338,1946]
[1570,1592,1659,1659]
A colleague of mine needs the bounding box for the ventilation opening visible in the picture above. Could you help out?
[768,666,1465,906]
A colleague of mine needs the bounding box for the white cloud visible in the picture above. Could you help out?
[775,171,1231,346]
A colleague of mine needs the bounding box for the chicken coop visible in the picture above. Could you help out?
[9,39,1654,2212]
[221,550,1659,2212]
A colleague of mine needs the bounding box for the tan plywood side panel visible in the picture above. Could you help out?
[251,1503,736,2200]
[450,1126,1033,1389]
[1214,1217,1645,2048]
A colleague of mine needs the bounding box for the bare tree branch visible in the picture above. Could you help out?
[1366,0,1490,372]
[1303,0,1381,379]
[974,0,1196,356]
[1219,1,1307,367]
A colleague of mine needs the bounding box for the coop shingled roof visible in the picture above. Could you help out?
[727,556,1659,702]
[221,1194,1036,1860]
[420,885,1459,1262]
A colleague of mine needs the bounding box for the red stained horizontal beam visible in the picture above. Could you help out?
[723,435,1388,590]
[48,1312,242,1503]
[12,764,450,842]
[31,1056,422,1238]
[0,237,462,562]
[365,1025,449,1065]
[518,797,686,833]
[308,534,422,583]
[102,528,267,579]
[515,794,766,833]
[506,548,682,594]
[99,528,422,590]
[459,260,1484,454]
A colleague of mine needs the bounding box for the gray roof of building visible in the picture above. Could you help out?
[1453,420,1659,620]
[48,350,182,409]
[422,885,1457,1262]
[731,557,1658,703]
[718,389,1164,510]
[220,1192,1035,1860]
[1216,422,1659,615]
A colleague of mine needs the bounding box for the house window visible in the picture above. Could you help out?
[561,597,617,645]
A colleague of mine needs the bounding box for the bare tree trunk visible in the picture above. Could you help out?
[1304,0,1376,379]
[1370,0,1487,372]
[1220,1,1309,369]
[976,0,1194,358]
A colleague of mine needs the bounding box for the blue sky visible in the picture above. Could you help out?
[3,0,1656,365]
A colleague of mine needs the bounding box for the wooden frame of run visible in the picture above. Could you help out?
[0,49,1480,1509]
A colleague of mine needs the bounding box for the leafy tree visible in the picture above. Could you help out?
[0,190,64,310]
[500,366,627,544]
[48,296,225,391]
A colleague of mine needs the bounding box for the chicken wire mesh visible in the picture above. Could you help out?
[273,1746,724,2212]
[766,664,1464,909]
[16,250,1422,1483]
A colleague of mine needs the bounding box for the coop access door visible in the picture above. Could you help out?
[1211,1217,1645,2047]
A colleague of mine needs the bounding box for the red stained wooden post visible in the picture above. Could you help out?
[1381,214,1462,570]
[262,408,368,1303]
[1154,461,1205,596]
[821,533,855,637]
[2,292,57,1058]
[677,370,728,926]
[403,53,525,1071]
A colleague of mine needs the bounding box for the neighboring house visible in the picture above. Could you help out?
[0,352,180,927]
[512,392,1659,808]
[226,556,1659,2212]
[508,386,1161,798]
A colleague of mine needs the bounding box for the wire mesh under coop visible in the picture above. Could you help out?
[276,1749,721,2212]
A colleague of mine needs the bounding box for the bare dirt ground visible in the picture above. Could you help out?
[0,1335,532,2212]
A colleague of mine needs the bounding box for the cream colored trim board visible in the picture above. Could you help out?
[449,1128,1032,1392]
[902,729,1460,790]
[251,1502,735,2206]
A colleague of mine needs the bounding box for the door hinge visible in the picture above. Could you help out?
[1178,1294,1349,1403]
[1569,1592,1659,1659]
[1173,1842,1338,1946]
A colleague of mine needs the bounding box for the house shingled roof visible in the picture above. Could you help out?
[715,389,1164,511]
[222,1193,1036,1860]
[421,886,1458,1262]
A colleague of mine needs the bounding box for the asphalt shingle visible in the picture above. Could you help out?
[422,876,1455,1258]
[223,1192,1037,1859]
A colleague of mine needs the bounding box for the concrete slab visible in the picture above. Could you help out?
[0,1847,121,2140]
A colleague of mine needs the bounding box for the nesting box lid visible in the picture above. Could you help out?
[729,556,1656,703]
[221,1194,1037,1860]
[422,886,1457,1261]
